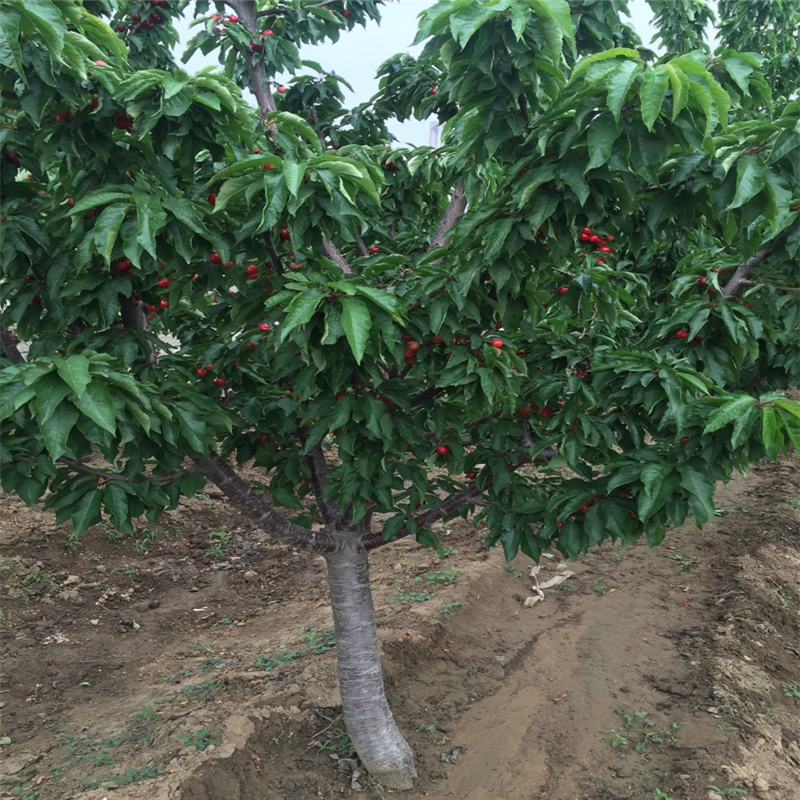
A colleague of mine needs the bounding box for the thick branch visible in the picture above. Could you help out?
[429,179,466,250]
[56,457,197,485]
[303,441,338,524]
[227,0,276,115]
[0,312,24,363]
[119,294,157,367]
[322,235,353,274]
[721,234,786,297]
[194,452,338,553]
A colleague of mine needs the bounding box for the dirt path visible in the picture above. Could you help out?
[1,459,798,800]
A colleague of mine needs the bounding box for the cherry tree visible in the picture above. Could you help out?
[1,0,798,789]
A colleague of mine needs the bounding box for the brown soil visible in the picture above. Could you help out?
[1,458,799,800]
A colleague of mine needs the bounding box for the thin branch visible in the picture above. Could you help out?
[739,279,800,293]
[55,457,198,485]
[0,312,24,363]
[194,452,338,553]
[303,440,338,524]
[263,232,285,276]
[430,179,466,250]
[227,0,276,116]
[322,234,353,274]
[421,410,503,440]
[410,386,445,407]
[354,225,369,257]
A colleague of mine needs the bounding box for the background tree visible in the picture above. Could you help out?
[1,0,798,790]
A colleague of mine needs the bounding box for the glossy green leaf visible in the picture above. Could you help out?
[340,297,371,365]
[703,393,756,434]
[55,355,91,398]
[76,382,116,434]
[607,60,642,123]
[39,401,80,461]
[727,155,766,210]
[71,488,102,537]
[640,65,669,131]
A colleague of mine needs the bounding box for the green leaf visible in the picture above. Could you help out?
[103,483,132,533]
[730,405,758,449]
[679,467,715,527]
[773,398,800,419]
[638,462,673,521]
[35,372,73,425]
[39,402,80,461]
[639,65,669,131]
[93,203,129,264]
[172,406,208,455]
[0,6,23,78]
[69,190,131,216]
[134,191,167,259]
[606,60,642,123]
[530,0,575,52]
[17,0,67,61]
[510,3,531,40]
[340,297,371,365]
[271,111,323,155]
[71,489,102,538]
[282,159,306,197]
[0,383,35,421]
[571,48,641,81]
[76,382,116,434]
[760,405,779,457]
[280,288,325,338]
[351,285,399,317]
[703,393,756,434]
[727,155,766,210]
[585,113,620,171]
[55,355,92,397]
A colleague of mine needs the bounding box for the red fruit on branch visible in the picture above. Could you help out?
[540,406,554,417]
[225,261,234,269]
[279,229,291,241]
[490,338,503,348]
[67,197,75,206]
[209,253,223,265]
[698,277,707,285]
[228,14,238,22]
[342,10,351,17]
[276,85,287,94]
[146,304,157,312]
[579,232,591,241]
[159,299,168,308]
[55,111,72,122]
[557,286,569,295]
[208,193,217,205]
[195,368,207,377]
[263,163,274,170]
[262,29,273,36]
[157,278,169,288]
[406,340,420,352]
[679,437,690,445]
[518,408,530,416]
[581,227,592,235]
[675,330,689,339]
[435,445,449,455]
[213,378,225,387]
[253,147,260,154]
[368,246,379,254]
[259,323,270,332]
[605,235,615,242]
[466,472,476,479]
[251,43,264,52]
[598,245,611,253]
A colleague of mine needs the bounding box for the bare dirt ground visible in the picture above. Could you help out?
[1,457,798,800]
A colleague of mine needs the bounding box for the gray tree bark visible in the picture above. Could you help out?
[324,537,417,790]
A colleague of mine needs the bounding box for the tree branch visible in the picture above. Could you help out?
[322,235,353,274]
[421,410,503,439]
[119,294,157,367]
[354,225,369,257]
[263,231,285,276]
[738,280,800,293]
[720,232,787,297]
[429,179,466,250]
[303,440,338,524]
[194,452,338,553]
[227,0,276,116]
[55,457,198,485]
[0,312,24,363]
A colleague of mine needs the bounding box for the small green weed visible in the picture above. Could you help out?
[604,709,680,754]
[712,687,735,716]
[439,601,467,617]
[199,656,224,673]
[782,682,800,699]
[417,723,435,733]
[706,785,746,796]
[503,565,524,579]
[253,628,336,671]
[253,649,306,671]
[310,714,352,756]
[389,589,430,603]
[206,528,230,558]
[132,705,157,723]
[181,730,219,751]
[416,568,461,584]
[593,581,607,594]
[653,790,676,800]
[305,627,336,654]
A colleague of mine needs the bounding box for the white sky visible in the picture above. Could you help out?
[176,1,677,146]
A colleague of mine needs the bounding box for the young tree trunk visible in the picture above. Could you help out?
[324,539,417,790]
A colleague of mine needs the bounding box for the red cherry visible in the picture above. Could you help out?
[117,24,127,31]
[490,338,503,348]
[259,323,270,332]
[431,87,437,94]
[31,295,41,305]
[225,261,234,269]
[159,299,168,308]
[262,29,273,36]
[84,211,95,219]
[369,246,379,254]
[436,445,449,455]
[208,193,217,205]
[581,227,592,234]
[579,233,591,241]
[228,14,238,22]
[146,304,157,312]
[214,378,225,386]
[675,330,689,339]
[6,152,18,162]
[540,406,554,417]
[342,9,351,17]
[466,472,476,479]
[698,277,707,286]
[279,229,291,241]
[251,43,264,52]
[517,167,528,176]
[518,408,530,416]
[253,147,261,154]
[557,286,569,296]
[210,253,223,265]
[67,197,75,207]
[263,163,274,170]
[606,235,615,242]
[588,234,602,244]
[680,437,690,445]
[596,258,605,264]
[598,245,611,253]
[196,368,207,377]
[579,504,590,514]
[276,85,287,94]
[157,278,169,288]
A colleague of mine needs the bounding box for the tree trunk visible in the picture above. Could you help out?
[324,540,417,790]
